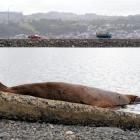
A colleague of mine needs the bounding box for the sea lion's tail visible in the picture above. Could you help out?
[0,82,8,91]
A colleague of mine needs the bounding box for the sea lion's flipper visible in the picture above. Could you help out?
[126,95,138,104]
[132,96,140,104]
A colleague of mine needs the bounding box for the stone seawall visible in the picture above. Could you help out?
[0,39,140,47]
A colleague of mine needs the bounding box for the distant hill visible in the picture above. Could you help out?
[26,12,79,21]
[0,11,140,38]
[0,11,123,22]
[0,12,24,23]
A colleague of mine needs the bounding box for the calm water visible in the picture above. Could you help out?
[0,48,140,113]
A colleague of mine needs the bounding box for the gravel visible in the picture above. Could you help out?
[0,120,139,140]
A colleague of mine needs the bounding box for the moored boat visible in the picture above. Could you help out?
[96,32,112,39]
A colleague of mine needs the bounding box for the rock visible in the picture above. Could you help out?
[0,39,140,47]
[0,132,10,137]
[65,131,74,135]
[0,91,140,129]
[49,124,54,129]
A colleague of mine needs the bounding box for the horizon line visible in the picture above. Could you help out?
[0,10,140,17]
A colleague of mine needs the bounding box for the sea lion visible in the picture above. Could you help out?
[0,82,139,108]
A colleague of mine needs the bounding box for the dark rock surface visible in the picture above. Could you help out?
[0,120,140,140]
[0,39,140,47]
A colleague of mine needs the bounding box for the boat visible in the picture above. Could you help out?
[96,32,112,39]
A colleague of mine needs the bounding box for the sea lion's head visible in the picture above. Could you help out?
[126,95,138,104]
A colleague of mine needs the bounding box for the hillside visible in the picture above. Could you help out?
[0,12,140,38]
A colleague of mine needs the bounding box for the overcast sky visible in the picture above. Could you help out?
[0,0,140,16]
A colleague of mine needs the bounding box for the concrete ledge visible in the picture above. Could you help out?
[0,39,140,47]
[0,92,140,129]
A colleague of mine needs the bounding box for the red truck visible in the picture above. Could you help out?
[28,35,43,40]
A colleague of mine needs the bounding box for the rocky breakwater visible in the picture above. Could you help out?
[0,91,140,130]
[0,39,140,47]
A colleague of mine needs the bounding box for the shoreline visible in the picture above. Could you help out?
[0,92,140,139]
[0,39,140,47]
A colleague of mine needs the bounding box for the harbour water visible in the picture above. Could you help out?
[0,48,140,113]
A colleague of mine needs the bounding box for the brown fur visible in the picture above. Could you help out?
[0,82,137,108]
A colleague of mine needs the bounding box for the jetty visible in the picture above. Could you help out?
[0,39,140,47]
